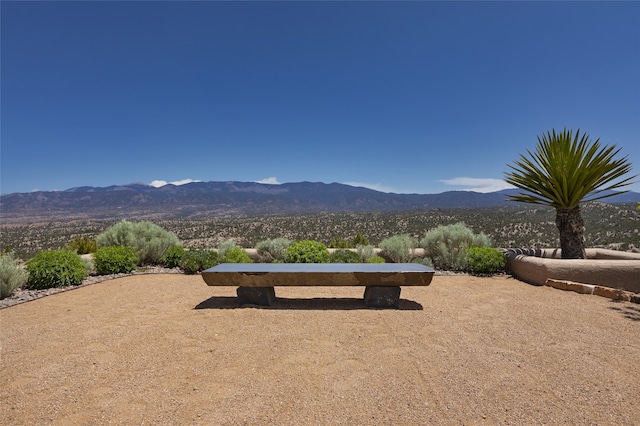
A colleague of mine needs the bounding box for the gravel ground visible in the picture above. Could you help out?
[0,267,183,310]
[1,273,639,425]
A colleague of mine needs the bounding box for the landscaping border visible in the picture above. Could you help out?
[504,248,640,294]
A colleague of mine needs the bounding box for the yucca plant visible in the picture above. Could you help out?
[504,128,636,259]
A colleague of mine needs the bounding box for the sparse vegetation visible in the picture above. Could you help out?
[329,236,352,248]
[352,232,369,247]
[67,236,97,254]
[96,220,180,265]
[161,246,186,268]
[328,249,361,263]
[0,252,29,299]
[310,233,369,249]
[180,249,218,274]
[25,249,86,289]
[413,257,434,268]
[255,238,292,263]
[93,246,139,275]
[2,204,638,262]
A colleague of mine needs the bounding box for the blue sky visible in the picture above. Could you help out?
[2,1,639,195]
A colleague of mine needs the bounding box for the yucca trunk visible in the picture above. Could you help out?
[555,206,587,259]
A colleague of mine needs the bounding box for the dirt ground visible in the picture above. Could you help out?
[1,274,639,425]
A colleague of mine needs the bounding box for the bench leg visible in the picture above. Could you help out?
[237,287,276,307]
[364,286,401,308]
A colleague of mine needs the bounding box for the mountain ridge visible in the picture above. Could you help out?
[2,181,638,223]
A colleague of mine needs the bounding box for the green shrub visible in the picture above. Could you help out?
[255,238,292,262]
[466,247,506,275]
[328,249,361,263]
[413,257,434,268]
[366,256,386,264]
[352,232,369,247]
[0,252,29,299]
[420,222,491,271]
[329,236,352,249]
[93,246,138,275]
[180,249,218,274]
[285,240,329,263]
[96,220,180,266]
[26,249,86,289]
[217,239,238,260]
[161,246,185,268]
[221,247,253,263]
[379,234,417,263]
[67,236,97,254]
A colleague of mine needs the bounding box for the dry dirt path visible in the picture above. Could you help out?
[1,274,639,425]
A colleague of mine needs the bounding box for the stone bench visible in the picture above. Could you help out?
[201,263,434,308]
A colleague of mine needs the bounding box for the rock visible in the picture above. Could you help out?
[545,279,594,294]
[593,286,632,301]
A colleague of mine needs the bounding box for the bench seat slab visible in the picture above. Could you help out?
[202,263,434,288]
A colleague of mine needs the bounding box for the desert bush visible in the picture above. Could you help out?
[366,256,386,263]
[419,222,491,271]
[466,247,506,275]
[413,257,434,268]
[217,239,238,259]
[161,246,185,268]
[81,256,95,275]
[93,246,138,275]
[328,249,361,263]
[96,220,180,265]
[420,222,491,270]
[379,234,417,263]
[26,249,86,289]
[67,236,97,254]
[255,238,292,262]
[0,252,29,299]
[356,244,377,262]
[285,240,329,263]
[221,247,253,263]
[181,249,218,274]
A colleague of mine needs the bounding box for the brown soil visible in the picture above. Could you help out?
[1,274,639,425]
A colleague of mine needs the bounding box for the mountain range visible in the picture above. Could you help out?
[2,181,639,222]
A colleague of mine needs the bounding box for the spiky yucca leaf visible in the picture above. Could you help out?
[504,129,636,209]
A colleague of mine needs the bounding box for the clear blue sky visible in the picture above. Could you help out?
[2,1,639,195]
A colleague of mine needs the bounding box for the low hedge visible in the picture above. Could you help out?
[26,249,86,289]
